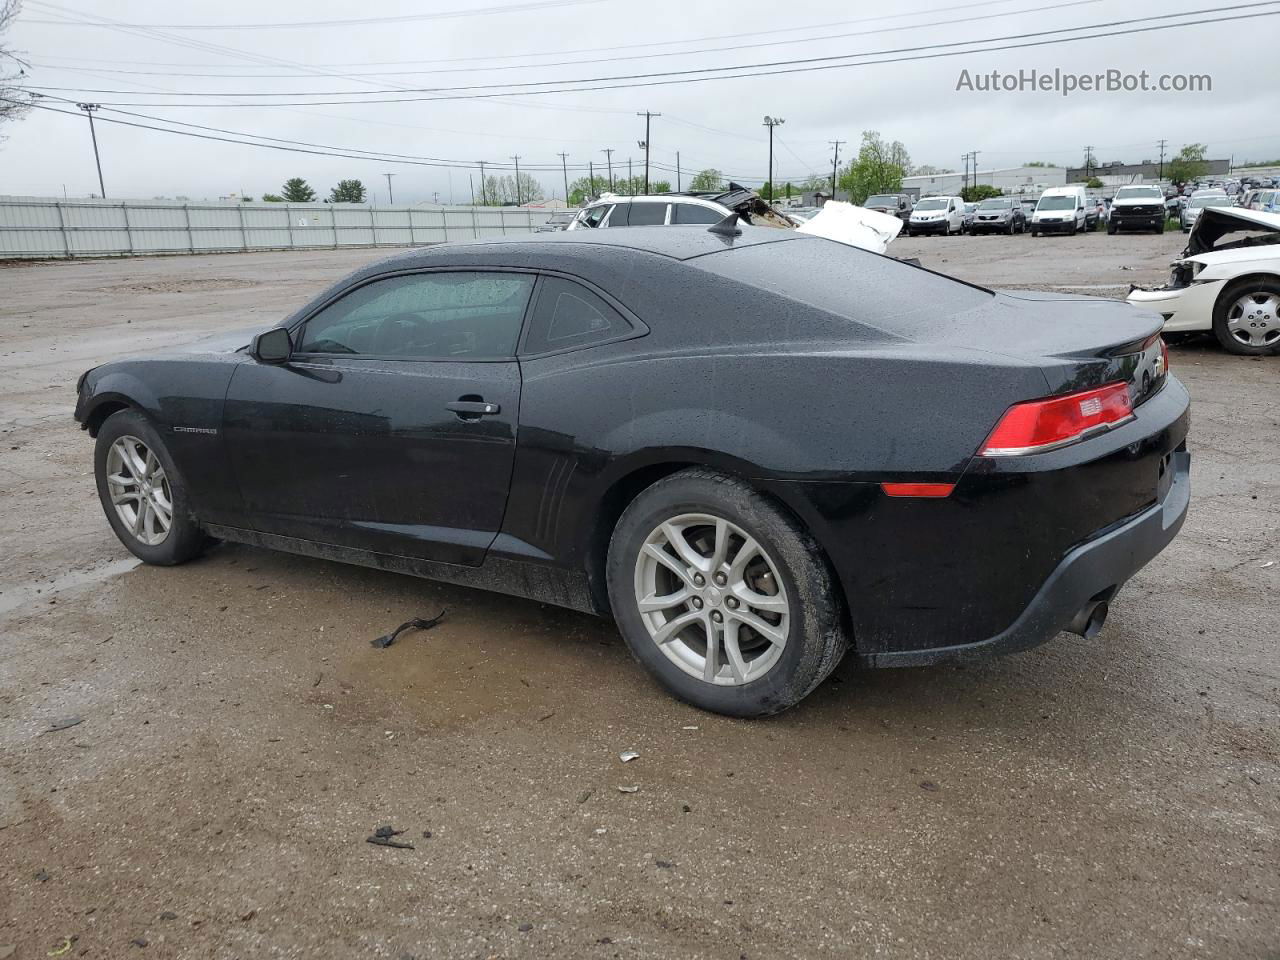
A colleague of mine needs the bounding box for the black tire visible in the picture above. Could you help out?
[1005,219,1014,235]
[1156,219,1166,234]
[1211,277,1280,356]
[1107,222,1117,235]
[606,468,848,718]
[94,409,209,565]
[1031,230,1039,237]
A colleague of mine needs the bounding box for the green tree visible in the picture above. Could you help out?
[1085,176,1104,189]
[688,168,724,192]
[261,193,284,202]
[280,178,316,202]
[1166,143,1209,185]
[479,173,545,205]
[836,131,912,204]
[961,184,1003,202]
[329,179,367,203]
[567,175,598,206]
[798,174,829,193]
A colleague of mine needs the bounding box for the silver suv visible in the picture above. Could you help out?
[970,196,1027,235]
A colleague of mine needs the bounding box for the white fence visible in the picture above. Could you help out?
[0,198,557,259]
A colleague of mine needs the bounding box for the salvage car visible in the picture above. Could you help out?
[1108,184,1167,234]
[569,183,799,231]
[1127,206,1280,355]
[1179,192,1233,232]
[970,196,1027,234]
[863,193,914,222]
[76,225,1189,717]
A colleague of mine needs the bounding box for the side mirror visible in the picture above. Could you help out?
[251,327,292,364]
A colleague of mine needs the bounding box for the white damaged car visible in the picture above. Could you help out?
[1127,206,1280,355]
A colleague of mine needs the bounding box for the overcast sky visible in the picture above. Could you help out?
[2,0,1277,203]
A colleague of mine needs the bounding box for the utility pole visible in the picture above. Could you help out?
[961,153,969,192]
[676,151,681,192]
[469,174,475,205]
[636,111,660,193]
[432,191,440,205]
[601,148,615,191]
[588,160,596,199]
[1157,138,1168,180]
[557,152,570,204]
[763,116,785,203]
[1083,145,1094,180]
[510,155,522,205]
[477,161,487,205]
[383,172,396,205]
[628,157,634,194]
[970,150,981,187]
[76,102,106,198]
[829,139,845,198]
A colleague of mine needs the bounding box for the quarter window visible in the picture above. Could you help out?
[579,204,612,228]
[297,271,535,359]
[522,277,633,355]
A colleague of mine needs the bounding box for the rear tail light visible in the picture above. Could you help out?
[1160,336,1169,374]
[980,381,1133,457]
[880,482,955,498]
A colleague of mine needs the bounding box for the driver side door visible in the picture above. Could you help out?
[222,269,534,567]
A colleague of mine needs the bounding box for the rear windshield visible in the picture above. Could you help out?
[1189,196,1234,209]
[865,195,900,206]
[915,198,948,210]
[692,236,992,337]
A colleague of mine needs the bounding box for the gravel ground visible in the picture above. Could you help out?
[1,232,1277,960]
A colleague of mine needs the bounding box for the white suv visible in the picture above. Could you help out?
[569,185,799,231]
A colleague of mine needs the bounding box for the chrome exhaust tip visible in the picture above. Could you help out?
[1067,600,1109,640]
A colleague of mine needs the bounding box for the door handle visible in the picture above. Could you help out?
[446,400,500,416]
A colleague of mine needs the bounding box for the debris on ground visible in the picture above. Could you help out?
[682,804,692,813]
[617,785,639,794]
[35,869,49,882]
[371,610,446,648]
[43,716,84,733]
[538,711,555,722]
[159,911,177,921]
[517,923,533,933]
[619,750,639,763]
[576,790,593,804]
[47,938,73,957]
[367,825,415,849]
[130,937,149,948]
[655,860,674,869]
[239,909,257,923]
[919,781,940,792]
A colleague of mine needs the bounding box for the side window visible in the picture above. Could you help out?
[579,204,612,229]
[522,277,633,355]
[297,272,535,360]
[671,203,724,224]
[627,202,669,226]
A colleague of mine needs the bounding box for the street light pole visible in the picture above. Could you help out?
[763,116,785,202]
[76,102,106,198]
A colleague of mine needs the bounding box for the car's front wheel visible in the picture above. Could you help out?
[94,409,209,565]
[606,469,847,717]
[1213,279,1280,355]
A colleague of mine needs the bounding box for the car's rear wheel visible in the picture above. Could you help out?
[94,409,209,565]
[606,468,847,717]
[1213,279,1280,355]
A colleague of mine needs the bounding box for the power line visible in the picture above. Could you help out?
[23,0,1106,79]
[23,0,615,30]
[21,0,1086,69]
[27,3,1279,107]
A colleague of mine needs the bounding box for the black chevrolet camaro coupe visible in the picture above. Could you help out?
[75,225,1190,716]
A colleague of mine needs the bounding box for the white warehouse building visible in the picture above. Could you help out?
[902,165,1068,198]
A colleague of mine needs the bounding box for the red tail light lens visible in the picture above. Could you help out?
[980,381,1133,456]
[880,482,956,498]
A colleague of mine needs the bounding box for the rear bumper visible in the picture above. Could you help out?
[859,445,1190,667]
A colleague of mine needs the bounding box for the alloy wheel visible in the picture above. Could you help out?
[1226,292,1280,348]
[105,435,173,546]
[633,513,790,686]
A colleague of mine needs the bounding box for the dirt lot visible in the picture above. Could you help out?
[1,232,1277,959]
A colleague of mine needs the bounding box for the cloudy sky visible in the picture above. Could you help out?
[1,0,1277,203]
